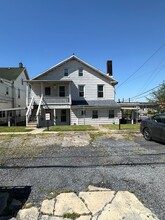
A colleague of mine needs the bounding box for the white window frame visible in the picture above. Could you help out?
[92,110,98,119]
[64,68,69,76]
[78,85,85,97]
[79,68,83,76]
[109,110,115,118]
[97,85,104,98]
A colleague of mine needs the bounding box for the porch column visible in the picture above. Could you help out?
[41,82,44,97]
[26,82,28,108]
[69,82,71,104]
[53,109,56,125]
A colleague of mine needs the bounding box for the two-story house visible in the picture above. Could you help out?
[26,55,120,127]
[0,63,29,125]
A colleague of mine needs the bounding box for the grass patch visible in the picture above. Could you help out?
[89,132,105,143]
[102,124,140,130]
[63,213,80,220]
[45,125,97,132]
[0,126,33,132]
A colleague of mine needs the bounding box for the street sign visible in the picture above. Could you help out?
[117,111,122,119]
[45,113,50,121]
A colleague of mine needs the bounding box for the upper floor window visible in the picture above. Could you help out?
[18,89,20,98]
[45,87,51,96]
[79,68,83,76]
[59,86,65,97]
[92,110,98,119]
[64,68,68,76]
[79,85,85,97]
[109,110,115,118]
[6,87,9,95]
[98,85,104,98]
[22,79,24,85]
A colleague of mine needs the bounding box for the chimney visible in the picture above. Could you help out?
[19,62,23,68]
[107,60,113,76]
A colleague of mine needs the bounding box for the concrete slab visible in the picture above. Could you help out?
[94,191,159,220]
[54,192,90,216]
[79,191,115,215]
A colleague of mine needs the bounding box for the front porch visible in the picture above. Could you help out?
[25,80,72,127]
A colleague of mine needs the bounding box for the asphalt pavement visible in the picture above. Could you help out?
[0,130,165,219]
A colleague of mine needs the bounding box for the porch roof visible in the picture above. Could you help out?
[0,107,26,111]
[25,80,72,83]
[72,100,120,108]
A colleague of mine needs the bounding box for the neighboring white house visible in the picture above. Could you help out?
[0,63,29,125]
[26,55,120,127]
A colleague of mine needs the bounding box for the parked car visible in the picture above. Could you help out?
[140,113,165,143]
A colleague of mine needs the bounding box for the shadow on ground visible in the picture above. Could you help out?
[0,186,31,219]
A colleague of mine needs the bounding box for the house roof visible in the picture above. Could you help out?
[32,55,118,85]
[72,100,120,108]
[0,67,29,81]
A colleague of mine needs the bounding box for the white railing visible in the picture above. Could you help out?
[42,96,71,104]
[36,95,43,125]
[26,96,34,125]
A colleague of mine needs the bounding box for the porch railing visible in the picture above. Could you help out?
[43,96,71,104]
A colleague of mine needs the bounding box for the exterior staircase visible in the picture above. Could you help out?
[26,105,38,128]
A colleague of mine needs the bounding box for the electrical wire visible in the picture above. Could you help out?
[125,85,160,102]
[116,42,165,90]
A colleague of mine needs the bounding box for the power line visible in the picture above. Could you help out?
[116,42,165,90]
[125,85,160,102]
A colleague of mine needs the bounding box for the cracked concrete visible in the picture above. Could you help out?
[5,185,159,220]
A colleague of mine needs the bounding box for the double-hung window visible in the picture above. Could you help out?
[64,68,68,76]
[79,85,85,97]
[92,110,98,119]
[79,68,83,76]
[109,110,114,118]
[98,85,104,98]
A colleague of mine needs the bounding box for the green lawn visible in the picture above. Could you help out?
[45,124,140,132]
[45,125,97,131]
[102,124,140,130]
[0,126,33,132]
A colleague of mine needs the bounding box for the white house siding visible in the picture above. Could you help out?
[0,80,13,109]
[14,70,27,111]
[35,60,114,100]
[71,108,120,125]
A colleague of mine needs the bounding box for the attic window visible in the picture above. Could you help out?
[64,69,68,76]
[79,68,83,76]
[22,79,24,85]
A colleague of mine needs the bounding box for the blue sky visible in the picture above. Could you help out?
[0,0,165,102]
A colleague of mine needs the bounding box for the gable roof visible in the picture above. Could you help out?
[32,55,118,85]
[0,67,29,81]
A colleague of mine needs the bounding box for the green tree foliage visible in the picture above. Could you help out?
[148,81,165,112]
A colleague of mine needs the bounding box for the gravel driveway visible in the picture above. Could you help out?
[0,131,165,219]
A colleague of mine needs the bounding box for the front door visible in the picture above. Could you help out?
[61,109,67,123]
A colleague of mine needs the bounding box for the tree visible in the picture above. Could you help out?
[148,81,165,112]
